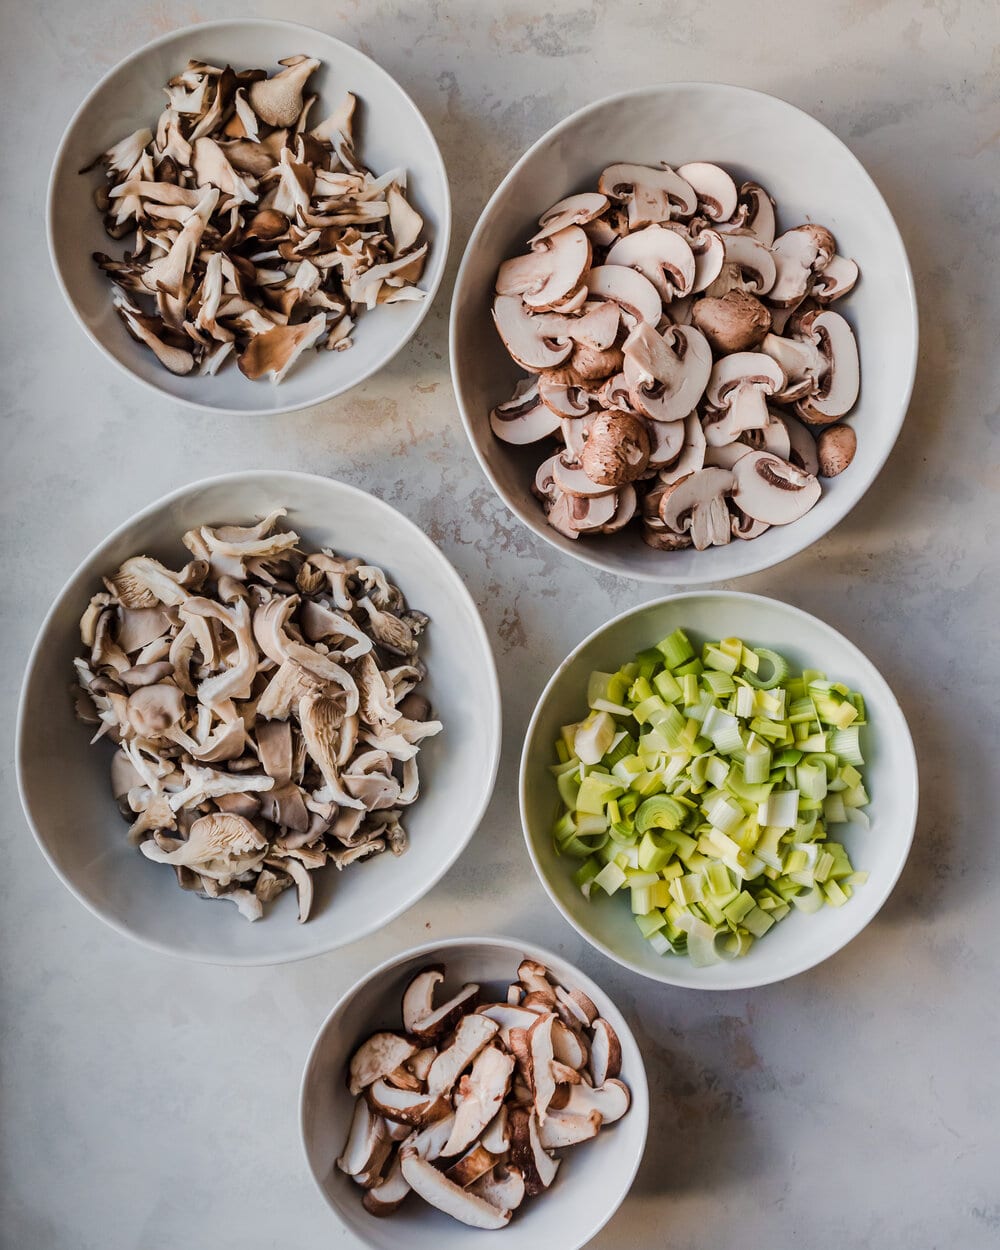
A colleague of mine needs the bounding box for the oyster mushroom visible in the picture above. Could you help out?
[247,55,320,127]
[659,467,735,550]
[731,450,822,524]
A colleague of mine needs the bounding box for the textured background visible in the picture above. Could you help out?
[2,1,999,1246]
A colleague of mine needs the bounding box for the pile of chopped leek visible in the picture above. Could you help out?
[551,629,871,965]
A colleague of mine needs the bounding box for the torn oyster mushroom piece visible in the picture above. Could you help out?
[338,957,632,1227]
[72,508,441,923]
[84,56,429,381]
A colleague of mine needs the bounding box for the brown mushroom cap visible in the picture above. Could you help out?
[816,424,857,476]
[581,412,651,486]
[692,290,772,354]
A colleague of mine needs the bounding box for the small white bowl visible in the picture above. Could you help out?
[16,471,500,964]
[300,936,649,1249]
[48,19,450,416]
[520,591,918,989]
[451,84,917,583]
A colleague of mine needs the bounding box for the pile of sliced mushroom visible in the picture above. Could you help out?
[339,958,631,1229]
[73,510,441,922]
[489,163,861,549]
[84,56,428,380]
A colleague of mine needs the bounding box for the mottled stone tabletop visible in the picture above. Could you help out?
[2,1,999,1246]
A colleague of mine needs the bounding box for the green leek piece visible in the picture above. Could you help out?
[552,630,872,966]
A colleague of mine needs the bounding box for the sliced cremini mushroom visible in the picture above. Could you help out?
[489,378,561,443]
[529,192,609,245]
[704,352,786,444]
[792,309,860,424]
[606,225,695,302]
[731,450,822,524]
[584,264,662,326]
[622,322,713,423]
[659,467,735,550]
[496,226,591,309]
[598,162,697,228]
[676,162,738,222]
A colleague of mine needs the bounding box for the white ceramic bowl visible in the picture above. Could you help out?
[300,936,649,1249]
[48,19,450,416]
[16,471,500,964]
[520,591,918,989]
[451,84,917,583]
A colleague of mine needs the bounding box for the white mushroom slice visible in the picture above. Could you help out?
[538,372,602,419]
[427,1014,500,1098]
[708,232,777,297]
[703,441,755,470]
[491,295,572,371]
[366,1078,449,1127]
[489,378,561,443]
[589,1019,623,1087]
[776,411,820,475]
[659,413,707,484]
[660,468,735,550]
[470,1165,526,1212]
[337,1097,391,1179]
[813,253,859,303]
[606,225,695,302]
[704,353,786,444]
[408,1112,457,1161]
[562,1079,631,1124]
[759,330,822,401]
[560,491,620,534]
[585,264,662,327]
[509,1108,560,1196]
[599,483,638,533]
[646,417,686,468]
[598,162,697,227]
[495,225,591,309]
[399,1150,510,1229]
[530,192,609,245]
[538,1108,603,1149]
[527,1014,558,1123]
[769,224,837,306]
[731,506,770,539]
[552,455,619,499]
[349,1032,419,1096]
[716,182,776,246]
[533,454,561,504]
[363,1151,410,1216]
[598,372,642,416]
[622,322,713,423]
[793,310,860,423]
[731,450,822,524]
[677,162,738,222]
[665,221,726,292]
[442,1046,516,1157]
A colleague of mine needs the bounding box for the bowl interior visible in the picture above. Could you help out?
[49,19,450,414]
[452,83,916,582]
[17,472,499,963]
[521,592,918,989]
[301,938,649,1250]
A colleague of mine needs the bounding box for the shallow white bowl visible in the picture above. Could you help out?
[48,19,450,416]
[16,472,500,964]
[451,84,917,583]
[300,936,649,1249]
[520,591,918,989]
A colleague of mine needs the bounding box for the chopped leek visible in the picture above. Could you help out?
[550,630,873,965]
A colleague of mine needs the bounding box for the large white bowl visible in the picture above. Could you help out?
[520,592,918,989]
[300,936,649,1249]
[16,472,500,964]
[451,84,917,583]
[48,19,450,416]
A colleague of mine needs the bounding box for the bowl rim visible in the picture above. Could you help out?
[518,589,920,989]
[46,17,452,418]
[15,469,502,965]
[450,81,919,584]
[298,933,650,1246]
